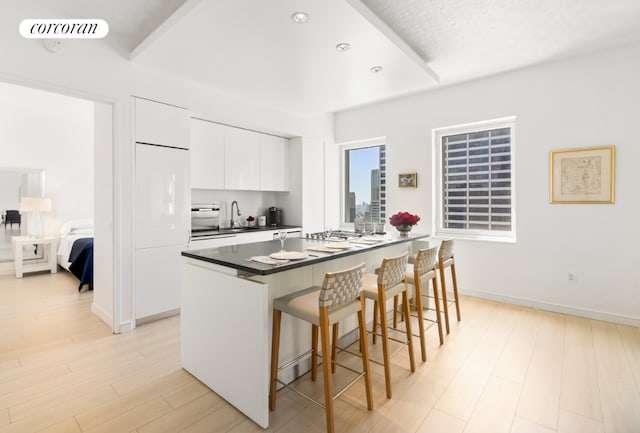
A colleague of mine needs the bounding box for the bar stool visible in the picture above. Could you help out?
[437,239,460,333]
[405,246,444,362]
[363,252,415,399]
[269,263,373,433]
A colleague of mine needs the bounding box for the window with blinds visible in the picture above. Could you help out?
[435,117,515,241]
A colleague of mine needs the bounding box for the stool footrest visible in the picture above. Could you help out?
[274,364,367,409]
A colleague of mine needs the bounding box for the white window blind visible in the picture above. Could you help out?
[437,118,515,240]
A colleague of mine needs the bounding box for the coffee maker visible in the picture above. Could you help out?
[268,207,282,227]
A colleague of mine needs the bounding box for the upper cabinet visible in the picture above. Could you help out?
[260,134,290,191]
[134,98,190,149]
[189,117,290,191]
[190,119,225,190]
[224,127,261,190]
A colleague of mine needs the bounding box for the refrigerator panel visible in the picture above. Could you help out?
[135,143,190,249]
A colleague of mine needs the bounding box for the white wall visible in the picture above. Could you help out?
[335,42,640,325]
[0,1,334,331]
[0,172,22,214]
[0,82,94,234]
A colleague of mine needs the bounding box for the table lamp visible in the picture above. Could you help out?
[20,196,52,238]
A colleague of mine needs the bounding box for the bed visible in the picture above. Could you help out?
[57,219,94,291]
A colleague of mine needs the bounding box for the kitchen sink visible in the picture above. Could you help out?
[219,227,265,234]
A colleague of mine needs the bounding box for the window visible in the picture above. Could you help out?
[434,117,516,242]
[341,140,386,228]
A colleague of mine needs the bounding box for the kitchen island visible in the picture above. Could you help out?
[180,233,429,428]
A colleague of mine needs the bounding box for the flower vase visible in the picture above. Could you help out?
[396,224,413,237]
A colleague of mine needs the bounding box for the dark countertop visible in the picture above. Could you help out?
[191,225,301,240]
[182,232,429,275]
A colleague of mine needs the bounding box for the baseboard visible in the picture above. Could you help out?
[135,308,180,326]
[117,320,134,333]
[461,289,640,327]
[91,303,137,334]
[91,302,113,329]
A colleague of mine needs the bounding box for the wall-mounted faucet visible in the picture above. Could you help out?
[230,200,241,228]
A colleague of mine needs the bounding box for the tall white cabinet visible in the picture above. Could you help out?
[134,97,190,322]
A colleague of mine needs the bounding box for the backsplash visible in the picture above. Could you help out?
[192,189,282,228]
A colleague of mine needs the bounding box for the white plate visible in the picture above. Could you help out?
[361,236,385,242]
[270,251,309,260]
[324,242,353,249]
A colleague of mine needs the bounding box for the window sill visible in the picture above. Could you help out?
[435,230,516,244]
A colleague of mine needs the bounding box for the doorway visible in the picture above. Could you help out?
[0,80,116,332]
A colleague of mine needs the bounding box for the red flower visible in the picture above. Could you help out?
[389,211,420,227]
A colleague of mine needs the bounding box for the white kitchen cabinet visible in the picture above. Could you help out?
[134,97,190,149]
[224,127,261,190]
[134,97,190,322]
[260,134,290,191]
[134,143,190,249]
[135,245,185,320]
[191,119,225,189]
[188,228,301,249]
[188,235,236,250]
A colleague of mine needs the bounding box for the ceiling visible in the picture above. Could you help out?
[35,0,640,115]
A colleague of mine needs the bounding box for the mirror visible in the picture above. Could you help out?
[0,167,45,263]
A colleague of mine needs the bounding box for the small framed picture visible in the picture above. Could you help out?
[398,172,417,188]
[550,145,615,203]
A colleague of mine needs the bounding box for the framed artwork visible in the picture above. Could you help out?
[399,172,417,188]
[550,145,615,203]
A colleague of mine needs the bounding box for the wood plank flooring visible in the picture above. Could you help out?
[1,271,639,432]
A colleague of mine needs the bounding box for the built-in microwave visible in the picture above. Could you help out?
[191,204,220,231]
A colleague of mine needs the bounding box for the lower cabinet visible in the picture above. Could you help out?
[188,229,302,250]
[135,245,186,320]
[188,236,237,250]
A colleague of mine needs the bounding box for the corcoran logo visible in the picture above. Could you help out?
[19,19,109,39]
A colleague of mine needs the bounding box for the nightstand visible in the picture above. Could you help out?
[12,236,57,278]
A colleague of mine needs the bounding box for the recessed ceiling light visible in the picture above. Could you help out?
[336,42,351,52]
[291,12,308,24]
[370,66,384,73]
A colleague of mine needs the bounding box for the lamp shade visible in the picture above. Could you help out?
[20,197,52,213]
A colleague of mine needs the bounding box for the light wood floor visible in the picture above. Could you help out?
[1,272,639,433]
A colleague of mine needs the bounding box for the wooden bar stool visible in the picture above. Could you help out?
[437,239,461,334]
[269,263,373,433]
[405,246,444,362]
[363,252,415,399]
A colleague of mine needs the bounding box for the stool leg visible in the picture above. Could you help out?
[311,324,318,381]
[269,309,282,411]
[393,295,399,327]
[320,308,335,433]
[378,286,392,399]
[332,323,339,374]
[451,261,461,321]
[432,275,444,345]
[402,286,415,372]
[439,263,451,334]
[372,300,379,344]
[358,295,373,410]
[413,278,427,362]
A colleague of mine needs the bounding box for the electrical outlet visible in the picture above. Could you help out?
[567,272,577,282]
